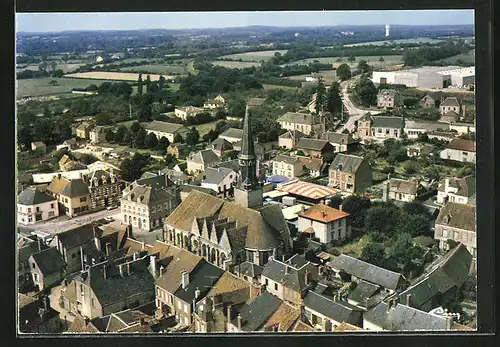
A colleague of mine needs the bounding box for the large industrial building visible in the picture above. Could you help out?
[372,66,475,89]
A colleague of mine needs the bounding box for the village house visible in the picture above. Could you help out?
[277,112,326,137]
[299,157,326,178]
[18,294,61,333]
[31,141,47,154]
[232,261,264,287]
[203,95,226,109]
[303,290,363,331]
[261,255,318,305]
[56,138,78,151]
[440,97,462,115]
[296,138,334,160]
[28,247,67,291]
[18,236,49,292]
[61,255,156,319]
[187,149,222,174]
[144,121,189,143]
[120,173,180,233]
[201,166,238,198]
[403,120,449,139]
[174,106,204,121]
[297,204,351,244]
[218,128,244,143]
[162,190,292,269]
[58,154,87,172]
[420,91,443,108]
[166,143,189,160]
[76,122,94,139]
[49,223,101,273]
[278,130,305,150]
[382,178,425,203]
[437,175,475,205]
[434,202,476,267]
[271,155,304,179]
[372,116,404,139]
[206,137,234,158]
[89,126,108,144]
[226,292,283,332]
[329,154,372,194]
[88,169,122,209]
[439,138,476,163]
[377,89,401,109]
[363,299,454,331]
[47,175,91,217]
[17,187,59,224]
[407,143,436,157]
[440,110,461,123]
[398,243,473,312]
[324,132,358,153]
[327,254,407,294]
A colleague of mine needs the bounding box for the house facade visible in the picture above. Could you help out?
[76,123,93,139]
[324,132,358,153]
[47,175,91,217]
[328,154,372,194]
[297,204,351,245]
[440,97,461,115]
[420,92,443,108]
[187,149,222,174]
[17,187,59,225]
[296,139,334,160]
[89,126,107,144]
[174,106,204,121]
[144,121,189,143]
[277,112,326,137]
[377,89,400,108]
[29,247,66,291]
[201,167,238,198]
[382,178,422,203]
[437,175,475,205]
[272,155,304,179]
[88,170,122,209]
[439,139,476,163]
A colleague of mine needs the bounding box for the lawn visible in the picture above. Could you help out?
[436,49,475,64]
[119,64,188,75]
[286,55,404,69]
[343,38,445,47]
[212,61,261,69]
[333,235,371,258]
[64,71,175,82]
[263,84,298,90]
[218,50,288,62]
[16,77,121,98]
[186,60,198,75]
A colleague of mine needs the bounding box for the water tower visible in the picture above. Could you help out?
[385,24,390,37]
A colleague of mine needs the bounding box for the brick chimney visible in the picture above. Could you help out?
[285,265,289,274]
[227,305,232,320]
[406,293,412,307]
[237,314,242,330]
[103,265,108,280]
[105,242,111,256]
[305,270,310,286]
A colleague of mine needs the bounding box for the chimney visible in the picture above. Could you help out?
[386,300,392,311]
[127,262,131,275]
[333,295,337,303]
[103,265,108,280]
[139,317,146,326]
[80,246,85,271]
[445,315,453,330]
[339,204,343,211]
[181,271,189,289]
[195,287,201,299]
[227,305,232,320]
[150,255,157,277]
[406,294,412,307]
[237,314,242,330]
[445,178,450,193]
[37,238,42,252]
[105,242,111,256]
[305,270,310,286]
[159,265,165,276]
[285,265,289,274]
[141,241,145,250]
[119,264,125,277]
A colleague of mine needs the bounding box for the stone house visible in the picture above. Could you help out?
[277,112,325,137]
[299,157,326,178]
[437,175,475,205]
[271,155,304,179]
[420,92,443,108]
[323,132,358,153]
[201,166,238,198]
[187,149,222,174]
[29,247,66,291]
[328,154,372,194]
[439,139,476,164]
[377,89,401,108]
[295,138,334,160]
[174,106,204,121]
[47,175,91,217]
[440,97,461,115]
[278,130,305,150]
[382,178,424,203]
[18,294,61,333]
[88,169,122,209]
[206,137,234,158]
[17,187,59,225]
[297,204,351,245]
[144,121,189,143]
[89,126,108,144]
[76,123,94,139]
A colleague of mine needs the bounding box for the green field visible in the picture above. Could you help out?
[16,77,122,99]
[212,61,261,69]
[263,84,298,90]
[194,121,218,137]
[119,64,188,75]
[436,50,475,64]
[218,50,288,62]
[343,37,445,47]
[286,55,404,68]
[186,60,198,75]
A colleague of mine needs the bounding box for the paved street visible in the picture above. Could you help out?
[20,208,122,235]
[337,77,382,134]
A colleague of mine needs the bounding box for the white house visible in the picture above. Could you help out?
[17,187,59,225]
[277,112,325,137]
[201,167,238,198]
[439,139,476,163]
[271,155,304,179]
[144,121,189,143]
[174,106,204,121]
[436,175,475,205]
[297,204,351,245]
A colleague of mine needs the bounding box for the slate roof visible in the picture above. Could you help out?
[261,257,312,293]
[207,271,250,297]
[388,179,418,195]
[298,204,349,223]
[207,137,233,152]
[438,175,475,197]
[189,149,222,165]
[273,155,301,166]
[30,247,66,276]
[441,97,460,107]
[232,292,282,331]
[303,291,360,323]
[330,154,366,174]
[174,261,224,303]
[122,180,178,207]
[48,176,89,197]
[217,159,241,172]
[371,116,404,129]
[144,121,187,134]
[435,202,476,231]
[327,254,404,291]
[262,301,300,331]
[55,224,96,250]
[219,128,244,140]
[179,184,216,196]
[19,240,48,264]
[324,132,357,145]
[423,91,443,101]
[277,112,318,125]
[348,280,381,303]
[446,139,476,152]
[296,138,330,151]
[202,167,236,185]
[364,302,449,331]
[18,187,55,205]
[233,261,264,278]
[166,190,288,251]
[136,172,169,189]
[299,157,324,172]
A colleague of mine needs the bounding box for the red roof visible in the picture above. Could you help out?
[298,204,350,223]
[277,181,339,200]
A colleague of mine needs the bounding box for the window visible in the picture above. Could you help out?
[91,298,95,307]
[377,129,382,133]
[454,232,459,241]
[265,279,269,286]
[32,263,36,269]
[36,207,40,212]
[28,208,32,213]
[274,283,278,291]
[462,232,468,243]
[386,129,390,135]
[28,217,33,222]
[80,197,87,203]
[65,198,68,203]
[442,229,449,238]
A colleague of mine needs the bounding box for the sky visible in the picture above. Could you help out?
[16,10,474,33]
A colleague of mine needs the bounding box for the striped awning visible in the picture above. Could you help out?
[277,181,339,200]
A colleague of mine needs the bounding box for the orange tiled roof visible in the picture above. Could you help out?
[298,204,349,223]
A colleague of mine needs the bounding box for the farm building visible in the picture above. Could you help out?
[371,66,470,89]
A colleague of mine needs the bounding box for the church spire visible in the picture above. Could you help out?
[238,104,257,190]
[240,105,255,159]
